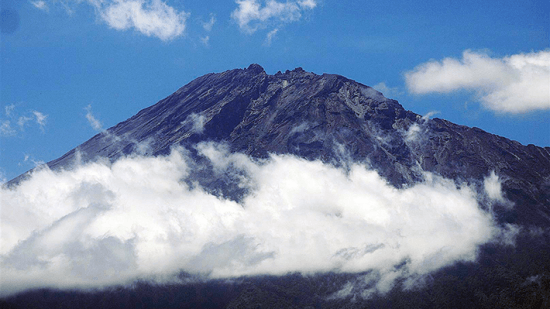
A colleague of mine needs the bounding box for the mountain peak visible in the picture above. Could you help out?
[246,63,265,74]
[289,66,306,74]
[37,65,414,184]
[5,65,550,309]
[12,65,549,225]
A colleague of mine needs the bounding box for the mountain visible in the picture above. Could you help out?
[3,64,550,308]
[14,63,550,224]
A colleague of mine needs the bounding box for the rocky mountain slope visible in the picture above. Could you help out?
[4,64,550,308]
[14,64,550,226]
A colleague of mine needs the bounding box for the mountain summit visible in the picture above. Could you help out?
[3,65,550,309]
[23,64,550,225]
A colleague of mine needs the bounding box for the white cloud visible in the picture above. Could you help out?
[0,106,47,135]
[372,82,402,99]
[18,111,47,131]
[4,104,15,117]
[17,116,32,128]
[231,0,316,33]
[404,123,421,143]
[202,14,216,32]
[495,223,520,246]
[297,0,316,9]
[20,154,45,169]
[404,50,550,113]
[180,113,206,134]
[200,35,210,46]
[41,0,188,41]
[85,105,103,131]
[96,0,188,41]
[264,28,278,45]
[33,111,47,131]
[484,171,504,202]
[403,111,438,143]
[1,142,504,297]
[30,0,49,11]
[0,120,16,137]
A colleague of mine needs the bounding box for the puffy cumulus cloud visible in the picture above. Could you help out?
[232,0,316,33]
[97,0,188,41]
[405,50,550,113]
[41,0,188,41]
[1,142,502,297]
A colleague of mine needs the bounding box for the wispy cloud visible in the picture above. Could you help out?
[180,113,206,134]
[0,120,16,137]
[21,153,45,169]
[405,50,550,114]
[231,0,317,33]
[30,0,49,11]
[264,28,278,45]
[297,0,316,9]
[85,105,103,131]
[202,14,216,32]
[0,105,48,136]
[1,105,18,136]
[372,82,402,99]
[4,104,15,117]
[17,116,32,129]
[32,111,47,131]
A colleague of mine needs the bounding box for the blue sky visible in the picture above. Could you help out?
[1,0,549,180]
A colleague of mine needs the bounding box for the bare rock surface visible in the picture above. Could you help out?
[4,64,550,309]
[19,64,548,225]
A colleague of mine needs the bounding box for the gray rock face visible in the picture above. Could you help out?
[13,64,550,225]
[4,64,550,309]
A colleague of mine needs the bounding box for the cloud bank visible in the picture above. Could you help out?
[404,50,550,113]
[0,142,508,297]
[232,0,317,33]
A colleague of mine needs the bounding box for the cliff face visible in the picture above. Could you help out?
[32,64,549,226]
